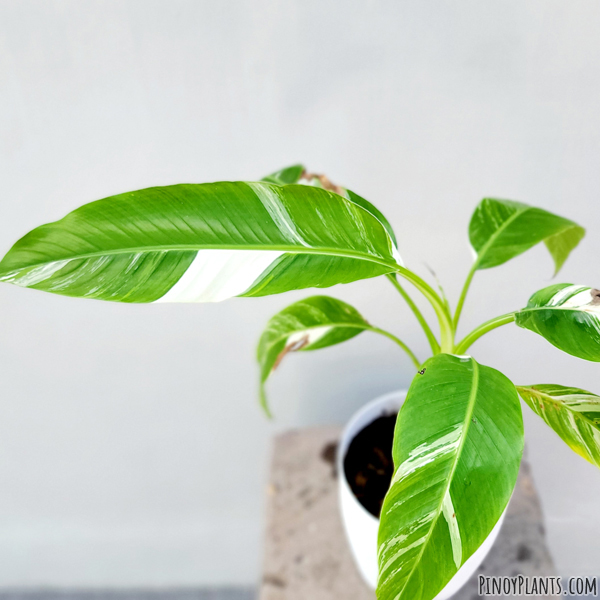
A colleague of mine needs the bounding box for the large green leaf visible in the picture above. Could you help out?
[0,182,401,303]
[262,164,398,246]
[469,198,584,274]
[257,295,370,415]
[517,384,600,468]
[515,284,600,361]
[377,354,523,600]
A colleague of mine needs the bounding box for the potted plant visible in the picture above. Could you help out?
[0,164,598,600]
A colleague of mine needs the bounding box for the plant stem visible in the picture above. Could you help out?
[369,326,421,368]
[453,263,477,329]
[394,267,455,353]
[396,266,454,352]
[424,264,452,315]
[386,274,440,354]
[454,313,515,354]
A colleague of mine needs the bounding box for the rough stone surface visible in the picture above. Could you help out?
[259,427,557,600]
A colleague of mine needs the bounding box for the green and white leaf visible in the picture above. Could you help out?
[0,182,401,303]
[262,163,397,245]
[346,189,398,247]
[257,295,371,415]
[515,284,600,361]
[377,354,523,600]
[469,198,584,274]
[517,384,600,468]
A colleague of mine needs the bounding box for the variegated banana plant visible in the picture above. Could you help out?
[0,164,598,600]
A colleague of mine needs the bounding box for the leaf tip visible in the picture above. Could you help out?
[259,386,273,419]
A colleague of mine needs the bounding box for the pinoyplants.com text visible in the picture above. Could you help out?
[479,575,598,596]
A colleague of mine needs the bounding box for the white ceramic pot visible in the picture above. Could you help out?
[337,390,506,599]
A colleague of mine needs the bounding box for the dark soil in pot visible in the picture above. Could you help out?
[343,412,397,518]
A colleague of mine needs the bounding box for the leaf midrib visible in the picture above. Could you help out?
[475,203,580,270]
[517,386,600,428]
[398,358,480,599]
[517,306,599,315]
[474,206,526,268]
[0,244,401,277]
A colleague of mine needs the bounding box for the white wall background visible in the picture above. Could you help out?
[0,0,599,587]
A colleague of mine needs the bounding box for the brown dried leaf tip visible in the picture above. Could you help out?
[300,169,345,196]
[273,334,310,370]
[590,289,600,305]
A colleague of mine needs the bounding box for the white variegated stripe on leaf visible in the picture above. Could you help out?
[0,182,401,303]
[515,284,600,361]
[155,250,284,303]
[390,423,463,485]
[285,325,332,347]
[377,354,523,600]
[261,163,400,254]
[441,490,462,569]
[246,182,310,248]
[517,384,600,468]
[6,259,72,287]
[257,295,374,415]
[544,284,600,313]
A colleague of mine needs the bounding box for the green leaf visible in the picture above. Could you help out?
[469,198,584,274]
[346,189,398,247]
[515,284,600,361]
[257,295,370,415]
[517,384,600,468]
[262,164,398,246]
[377,354,523,600]
[0,182,401,303]
[261,164,305,185]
